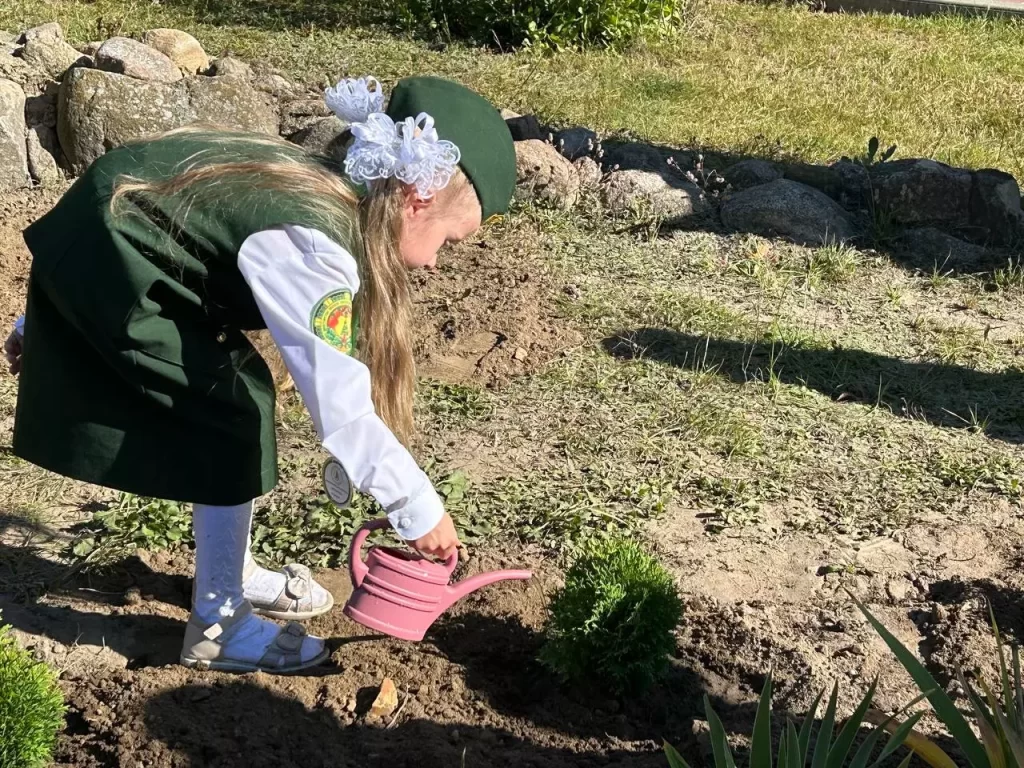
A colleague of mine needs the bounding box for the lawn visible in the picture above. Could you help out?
[3,0,1024,177]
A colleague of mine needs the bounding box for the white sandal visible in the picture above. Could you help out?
[243,561,335,621]
[179,603,329,674]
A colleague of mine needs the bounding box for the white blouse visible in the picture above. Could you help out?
[236,224,444,541]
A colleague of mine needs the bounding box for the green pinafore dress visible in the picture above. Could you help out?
[13,132,356,505]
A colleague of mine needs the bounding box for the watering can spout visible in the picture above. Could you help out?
[445,568,533,607]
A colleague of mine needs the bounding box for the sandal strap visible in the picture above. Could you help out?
[258,622,308,668]
[282,564,312,601]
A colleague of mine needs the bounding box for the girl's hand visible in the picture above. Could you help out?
[4,330,22,375]
[412,512,460,560]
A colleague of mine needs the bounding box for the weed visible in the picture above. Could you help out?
[70,494,192,566]
[803,244,861,288]
[418,381,494,426]
[542,538,681,694]
[993,259,1024,292]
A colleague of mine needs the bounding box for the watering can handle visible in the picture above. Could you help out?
[349,517,391,589]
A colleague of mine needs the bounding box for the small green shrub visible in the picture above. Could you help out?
[541,538,682,693]
[395,0,687,50]
[0,623,65,768]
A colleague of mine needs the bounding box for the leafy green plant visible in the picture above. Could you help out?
[395,0,688,50]
[857,596,1024,768]
[843,136,897,169]
[71,493,192,566]
[663,673,916,768]
[541,538,682,693]
[0,620,66,768]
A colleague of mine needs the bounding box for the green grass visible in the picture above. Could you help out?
[4,0,1024,179]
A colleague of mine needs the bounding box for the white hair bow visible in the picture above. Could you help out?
[325,76,460,199]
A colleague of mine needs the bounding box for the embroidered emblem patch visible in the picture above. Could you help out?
[310,289,354,354]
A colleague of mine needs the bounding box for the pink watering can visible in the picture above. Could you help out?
[343,518,532,641]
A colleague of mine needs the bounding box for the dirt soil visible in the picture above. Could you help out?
[3,186,1024,767]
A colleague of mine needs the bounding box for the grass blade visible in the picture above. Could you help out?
[778,726,789,768]
[705,695,738,768]
[664,740,693,768]
[852,594,989,768]
[992,607,1017,727]
[981,679,1024,768]
[848,722,884,768]
[826,677,878,768]
[896,754,914,768]
[868,713,958,768]
[751,674,774,768]
[787,720,802,768]
[1013,646,1024,734]
[870,712,924,766]
[799,690,825,764]
[812,684,839,768]
[961,671,1004,768]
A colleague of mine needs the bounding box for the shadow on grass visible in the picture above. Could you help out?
[601,327,1024,444]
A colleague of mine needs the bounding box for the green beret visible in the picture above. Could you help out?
[387,76,515,222]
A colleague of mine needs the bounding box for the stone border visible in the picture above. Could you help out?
[2,21,1022,272]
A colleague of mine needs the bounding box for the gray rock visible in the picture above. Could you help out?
[514,139,580,210]
[832,160,870,208]
[59,69,190,172]
[506,114,546,142]
[77,41,104,57]
[782,162,843,198]
[26,125,62,185]
[899,227,990,271]
[25,83,58,129]
[970,169,1023,246]
[720,179,856,245]
[0,52,38,88]
[294,115,349,161]
[574,156,602,188]
[0,31,16,45]
[0,78,29,190]
[185,76,278,134]
[253,72,297,98]
[142,29,209,75]
[555,127,596,161]
[279,97,331,137]
[602,141,690,173]
[209,56,252,80]
[722,159,782,190]
[19,23,64,45]
[59,68,278,173]
[20,36,91,80]
[96,37,182,83]
[602,168,708,224]
[870,159,971,226]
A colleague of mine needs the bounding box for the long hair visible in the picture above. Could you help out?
[109,126,426,445]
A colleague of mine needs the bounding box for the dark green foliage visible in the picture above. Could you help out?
[395,0,686,50]
[541,538,682,693]
[664,673,915,768]
[0,623,66,768]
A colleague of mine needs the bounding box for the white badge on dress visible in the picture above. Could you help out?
[322,458,352,508]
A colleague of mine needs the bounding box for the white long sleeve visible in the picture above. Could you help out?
[237,225,444,541]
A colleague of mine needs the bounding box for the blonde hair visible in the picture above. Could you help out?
[109,126,466,446]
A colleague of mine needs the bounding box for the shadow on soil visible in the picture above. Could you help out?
[0,511,191,667]
[601,327,1024,444]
